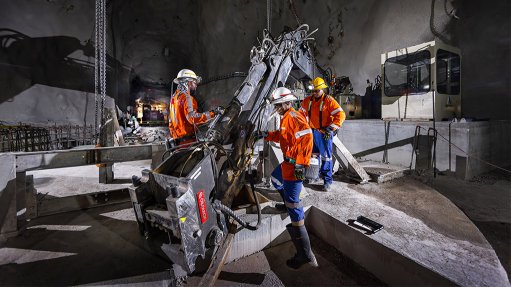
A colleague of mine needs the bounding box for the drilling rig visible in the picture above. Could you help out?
[128,25,319,275]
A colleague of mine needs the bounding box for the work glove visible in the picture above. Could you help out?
[165,138,176,150]
[294,164,305,180]
[255,131,268,140]
[212,106,225,116]
[322,127,335,140]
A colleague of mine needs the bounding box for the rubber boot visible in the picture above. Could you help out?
[285,224,318,269]
[275,189,287,212]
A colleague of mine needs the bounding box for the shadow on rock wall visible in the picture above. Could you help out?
[0,29,131,108]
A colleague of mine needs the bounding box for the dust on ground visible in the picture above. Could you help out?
[349,176,488,245]
[415,169,511,280]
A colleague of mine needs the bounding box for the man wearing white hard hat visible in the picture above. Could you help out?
[168,69,223,146]
[259,87,318,269]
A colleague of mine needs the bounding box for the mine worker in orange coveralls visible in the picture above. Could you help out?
[300,77,345,192]
[259,87,318,270]
[168,69,223,146]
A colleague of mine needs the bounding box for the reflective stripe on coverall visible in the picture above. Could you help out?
[312,129,333,184]
[265,108,312,224]
[168,89,214,140]
[300,95,345,185]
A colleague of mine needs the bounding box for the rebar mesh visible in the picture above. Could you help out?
[0,124,96,152]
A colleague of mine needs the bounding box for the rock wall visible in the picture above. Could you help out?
[196,0,510,120]
[0,0,118,126]
[0,0,509,126]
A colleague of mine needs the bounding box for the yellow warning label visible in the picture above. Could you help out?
[180,217,186,223]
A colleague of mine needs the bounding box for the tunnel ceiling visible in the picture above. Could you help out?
[0,0,509,125]
[113,0,200,84]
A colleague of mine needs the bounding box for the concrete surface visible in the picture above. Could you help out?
[80,234,382,287]
[300,176,510,286]
[0,203,171,286]
[0,154,17,239]
[1,161,510,286]
[339,119,511,179]
[27,160,151,198]
[418,170,511,281]
[217,234,383,287]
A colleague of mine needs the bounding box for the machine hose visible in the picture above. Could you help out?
[212,175,261,231]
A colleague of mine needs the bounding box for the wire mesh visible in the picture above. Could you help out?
[0,124,96,152]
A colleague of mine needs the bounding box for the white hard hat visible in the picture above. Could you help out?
[173,69,202,84]
[270,87,298,104]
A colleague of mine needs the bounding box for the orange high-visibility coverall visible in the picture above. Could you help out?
[300,94,345,186]
[168,89,214,140]
[300,95,345,131]
[265,108,313,180]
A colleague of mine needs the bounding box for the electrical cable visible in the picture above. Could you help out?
[267,0,272,34]
[179,145,203,177]
[288,0,302,26]
[430,0,451,44]
[204,144,220,199]
[199,72,248,86]
[205,141,240,171]
[443,0,459,19]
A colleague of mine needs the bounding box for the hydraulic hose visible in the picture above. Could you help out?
[212,175,261,231]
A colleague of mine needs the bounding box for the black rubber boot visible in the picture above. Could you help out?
[285,224,318,269]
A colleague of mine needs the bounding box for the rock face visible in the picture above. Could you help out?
[0,0,510,126]
[122,127,168,145]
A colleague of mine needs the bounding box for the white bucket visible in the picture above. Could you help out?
[305,153,321,180]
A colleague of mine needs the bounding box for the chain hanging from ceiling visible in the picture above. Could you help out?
[94,0,107,145]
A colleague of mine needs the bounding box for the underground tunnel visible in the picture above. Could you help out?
[0,0,510,286]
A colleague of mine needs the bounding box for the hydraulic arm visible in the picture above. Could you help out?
[128,24,318,274]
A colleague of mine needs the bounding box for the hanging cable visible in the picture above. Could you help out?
[288,0,302,26]
[430,0,450,44]
[199,72,248,86]
[443,0,459,19]
[266,0,272,34]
